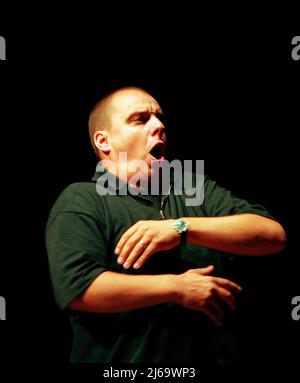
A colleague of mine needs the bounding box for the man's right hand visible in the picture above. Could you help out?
[68,266,242,321]
[174,266,242,326]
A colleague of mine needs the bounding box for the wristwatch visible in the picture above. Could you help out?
[173,219,189,242]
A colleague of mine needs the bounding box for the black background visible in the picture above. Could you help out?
[0,14,299,364]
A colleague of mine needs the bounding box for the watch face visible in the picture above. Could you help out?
[174,220,188,233]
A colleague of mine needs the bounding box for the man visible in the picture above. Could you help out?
[46,86,286,363]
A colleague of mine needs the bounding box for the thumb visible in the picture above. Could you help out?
[194,265,214,276]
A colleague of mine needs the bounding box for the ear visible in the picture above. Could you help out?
[94,131,111,155]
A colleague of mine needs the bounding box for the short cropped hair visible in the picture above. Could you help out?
[88,86,152,157]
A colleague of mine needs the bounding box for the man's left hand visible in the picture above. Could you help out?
[114,220,180,270]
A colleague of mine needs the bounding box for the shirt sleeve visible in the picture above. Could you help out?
[45,184,108,311]
[203,176,276,220]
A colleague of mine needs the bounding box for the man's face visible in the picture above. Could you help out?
[107,89,167,181]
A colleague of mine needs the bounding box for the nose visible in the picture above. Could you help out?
[149,115,165,138]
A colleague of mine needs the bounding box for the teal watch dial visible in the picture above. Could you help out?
[173,219,189,234]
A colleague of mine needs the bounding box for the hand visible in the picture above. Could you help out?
[175,266,243,326]
[115,220,180,270]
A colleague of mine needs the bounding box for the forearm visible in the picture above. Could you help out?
[68,267,243,326]
[68,271,177,313]
[184,214,286,256]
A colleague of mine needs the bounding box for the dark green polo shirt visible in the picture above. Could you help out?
[45,171,275,363]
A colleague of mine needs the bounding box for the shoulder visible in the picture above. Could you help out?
[54,182,98,208]
[47,182,104,223]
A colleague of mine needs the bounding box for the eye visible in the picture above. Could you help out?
[136,117,147,122]
[132,114,149,124]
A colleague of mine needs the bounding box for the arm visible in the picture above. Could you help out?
[184,214,286,256]
[68,266,242,327]
[68,271,176,313]
[115,214,286,270]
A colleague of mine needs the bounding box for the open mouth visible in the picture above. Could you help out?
[148,141,166,161]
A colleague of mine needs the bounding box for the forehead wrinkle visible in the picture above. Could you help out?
[111,91,162,117]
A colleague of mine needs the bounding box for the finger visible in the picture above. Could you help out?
[117,232,144,265]
[202,300,224,327]
[214,287,236,311]
[122,240,150,269]
[133,243,157,269]
[115,225,139,255]
[193,266,215,276]
[213,277,242,294]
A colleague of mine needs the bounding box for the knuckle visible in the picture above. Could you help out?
[121,235,129,242]
[203,299,212,308]
[142,250,151,259]
[140,254,148,262]
[198,302,206,310]
[207,282,216,293]
[203,291,213,300]
[151,238,158,246]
